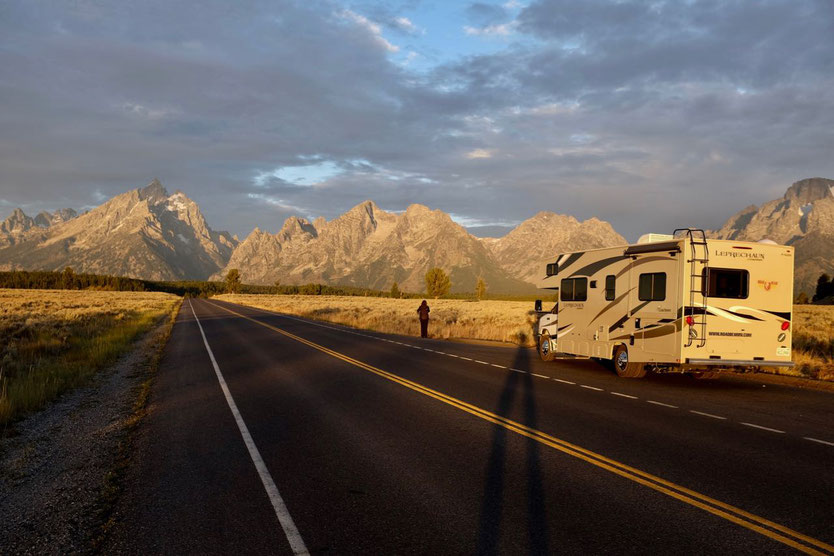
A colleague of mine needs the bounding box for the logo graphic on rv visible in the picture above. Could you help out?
[714,250,764,260]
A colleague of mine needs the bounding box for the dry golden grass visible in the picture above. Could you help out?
[215,294,540,346]
[790,305,834,381]
[0,289,180,425]
[218,294,834,382]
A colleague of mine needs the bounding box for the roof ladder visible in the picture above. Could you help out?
[674,228,709,348]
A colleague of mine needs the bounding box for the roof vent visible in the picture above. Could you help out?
[637,233,674,244]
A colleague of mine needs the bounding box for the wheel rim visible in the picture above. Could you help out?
[616,350,628,371]
[541,336,549,355]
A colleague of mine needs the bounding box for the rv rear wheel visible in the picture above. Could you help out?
[539,332,555,362]
[613,345,646,378]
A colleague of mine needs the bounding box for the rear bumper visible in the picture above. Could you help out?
[686,358,794,368]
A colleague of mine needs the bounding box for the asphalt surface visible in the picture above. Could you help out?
[106,298,834,555]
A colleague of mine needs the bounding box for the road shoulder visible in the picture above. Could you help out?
[0,301,180,553]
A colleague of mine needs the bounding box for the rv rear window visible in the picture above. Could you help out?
[703,268,749,299]
[605,275,616,301]
[638,273,666,301]
[560,278,588,301]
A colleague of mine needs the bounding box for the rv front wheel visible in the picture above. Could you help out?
[539,332,555,362]
[613,345,646,378]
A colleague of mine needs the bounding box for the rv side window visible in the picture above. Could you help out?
[605,275,615,301]
[560,279,573,301]
[638,273,666,301]
[574,278,587,301]
[560,278,588,301]
[703,268,749,299]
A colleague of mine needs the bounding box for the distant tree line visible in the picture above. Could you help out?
[814,274,834,303]
[0,267,554,302]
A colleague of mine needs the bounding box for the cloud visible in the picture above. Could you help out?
[1,0,833,243]
[392,16,423,35]
[466,149,494,159]
[338,9,399,52]
[463,21,517,37]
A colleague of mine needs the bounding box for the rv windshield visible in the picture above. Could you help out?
[703,268,749,299]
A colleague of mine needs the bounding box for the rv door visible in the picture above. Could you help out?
[629,255,680,358]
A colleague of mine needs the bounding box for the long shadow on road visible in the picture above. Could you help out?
[477,346,549,555]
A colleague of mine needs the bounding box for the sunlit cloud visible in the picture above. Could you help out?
[338,9,399,52]
[466,149,494,159]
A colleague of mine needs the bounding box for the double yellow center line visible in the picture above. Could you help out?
[204,300,833,555]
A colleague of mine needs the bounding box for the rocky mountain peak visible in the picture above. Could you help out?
[784,177,834,205]
[34,208,78,228]
[714,176,834,295]
[278,216,317,241]
[1,208,36,237]
[0,179,237,281]
[138,178,169,204]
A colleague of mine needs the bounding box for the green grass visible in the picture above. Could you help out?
[0,308,174,427]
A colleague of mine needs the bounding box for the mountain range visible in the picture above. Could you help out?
[0,180,236,281]
[712,177,834,296]
[1,177,831,295]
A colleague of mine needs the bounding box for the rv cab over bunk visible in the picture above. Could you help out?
[534,229,795,378]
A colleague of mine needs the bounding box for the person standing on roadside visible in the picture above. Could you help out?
[417,300,430,338]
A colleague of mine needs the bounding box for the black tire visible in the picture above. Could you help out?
[539,332,555,362]
[692,371,720,380]
[612,345,646,378]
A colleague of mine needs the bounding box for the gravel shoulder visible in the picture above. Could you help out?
[0,302,180,554]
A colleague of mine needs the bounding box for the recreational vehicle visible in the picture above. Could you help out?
[534,229,795,378]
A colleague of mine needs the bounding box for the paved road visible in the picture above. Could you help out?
[106,298,834,555]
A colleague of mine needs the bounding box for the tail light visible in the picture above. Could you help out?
[685,316,695,326]
[781,321,790,331]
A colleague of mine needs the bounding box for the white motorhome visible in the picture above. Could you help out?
[535,229,795,378]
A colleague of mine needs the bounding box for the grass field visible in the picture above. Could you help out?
[791,305,834,381]
[216,294,834,381]
[0,289,181,426]
[215,294,540,346]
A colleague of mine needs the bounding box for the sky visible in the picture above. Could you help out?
[1,0,833,242]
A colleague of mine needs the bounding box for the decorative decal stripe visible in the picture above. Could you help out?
[608,314,631,333]
[641,321,682,339]
[611,320,681,341]
[557,252,583,274]
[568,255,629,279]
[614,256,671,279]
[630,300,651,316]
[589,288,633,327]
[761,309,791,321]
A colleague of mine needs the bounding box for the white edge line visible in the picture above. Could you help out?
[741,422,785,434]
[611,392,638,399]
[460,357,473,361]
[189,300,309,556]
[553,378,575,385]
[475,360,489,365]
[510,368,526,373]
[647,400,678,408]
[804,436,834,447]
[491,363,505,368]
[579,385,603,391]
[531,373,549,379]
[690,410,726,420]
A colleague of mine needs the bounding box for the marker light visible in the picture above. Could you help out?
[781,321,790,331]
[685,316,695,326]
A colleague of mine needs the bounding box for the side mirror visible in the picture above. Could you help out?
[534,299,542,312]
